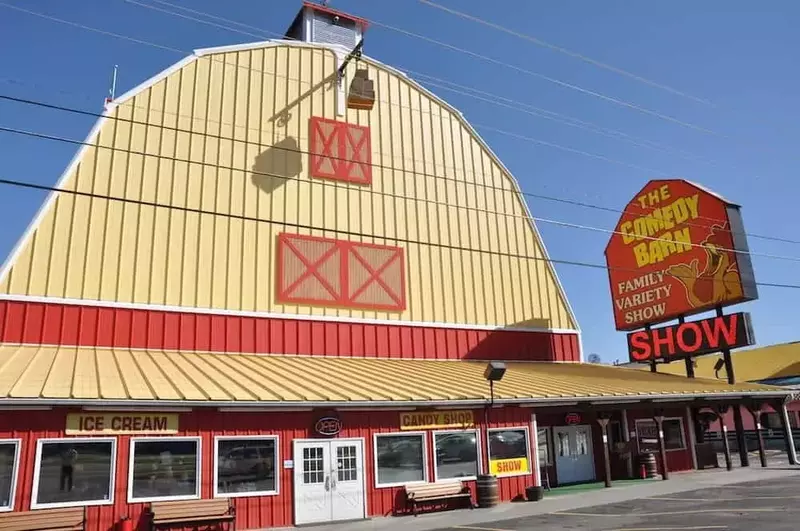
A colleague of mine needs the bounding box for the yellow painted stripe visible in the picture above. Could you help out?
[558,508,778,517]
[453,526,513,531]
[648,495,800,501]
[611,527,727,531]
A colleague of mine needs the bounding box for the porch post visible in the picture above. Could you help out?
[597,414,612,488]
[717,405,733,471]
[686,406,698,470]
[653,410,669,480]
[621,409,633,478]
[774,399,798,465]
[747,404,768,468]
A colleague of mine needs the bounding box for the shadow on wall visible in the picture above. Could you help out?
[463,317,584,362]
[251,136,303,194]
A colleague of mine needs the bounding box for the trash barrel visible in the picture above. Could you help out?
[525,485,544,502]
[639,452,658,479]
[476,474,499,508]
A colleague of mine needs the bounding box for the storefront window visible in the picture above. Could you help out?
[488,428,530,477]
[0,440,20,511]
[636,419,685,452]
[33,438,115,508]
[215,437,278,497]
[433,430,479,481]
[129,438,200,502]
[374,433,426,487]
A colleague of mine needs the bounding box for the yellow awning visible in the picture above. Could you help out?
[0,344,788,406]
[634,342,800,383]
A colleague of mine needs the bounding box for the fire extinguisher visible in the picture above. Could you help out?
[118,515,132,531]
[640,463,647,479]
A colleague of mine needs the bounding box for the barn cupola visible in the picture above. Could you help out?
[284,1,369,49]
[285,1,375,112]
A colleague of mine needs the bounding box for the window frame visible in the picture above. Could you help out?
[634,417,686,452]
[432,429,482,483]
[372,431,429,489]
[212,435,280,498]
[31,437,117,510]
[0,439,21,512]
[486,426,532,479]
[128,436,202,504]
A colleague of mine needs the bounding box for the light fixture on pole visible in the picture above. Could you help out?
[483,361,507,423]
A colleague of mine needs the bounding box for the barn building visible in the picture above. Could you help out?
[0,2,793,529]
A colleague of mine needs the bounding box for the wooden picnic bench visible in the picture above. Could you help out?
[147,499,235,530]
[0,506,86,531]
[405,481,474,516]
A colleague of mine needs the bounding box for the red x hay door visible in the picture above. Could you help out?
[277,233,406,311]
[309,116,372,184]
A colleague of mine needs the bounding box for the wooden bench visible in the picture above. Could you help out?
[0,506,85,531]
[405,481,474,516]
[147,499,235,530]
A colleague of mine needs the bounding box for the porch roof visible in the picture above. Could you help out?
[0,344,789,407]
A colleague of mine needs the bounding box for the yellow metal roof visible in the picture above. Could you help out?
[636,342,800,383]
[0,345,787,406]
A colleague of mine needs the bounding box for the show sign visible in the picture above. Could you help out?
[627,312,755,363]
[489,457,530,476]
[605,180,758,331]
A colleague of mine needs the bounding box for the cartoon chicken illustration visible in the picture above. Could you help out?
[666,224,743,308]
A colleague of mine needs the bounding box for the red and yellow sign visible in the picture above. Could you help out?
[400,410,474,430]
[66,412,179,435]
[605,180,758,331]
[489,457,530,476]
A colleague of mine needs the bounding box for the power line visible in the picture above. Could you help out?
[2,99,800,263]
[133,0,717,164]
[418,0,714,107]
[133,0,718,136]
[0,6,796,244]
[0,171,797,291]
[1,2,677,181]
[362,22,720,136]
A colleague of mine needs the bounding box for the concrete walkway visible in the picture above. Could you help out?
[281,460,800,531]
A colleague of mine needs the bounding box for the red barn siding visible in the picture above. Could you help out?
[0,300,580,362]
[0,406,538,530]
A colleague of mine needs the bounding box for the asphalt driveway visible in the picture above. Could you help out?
[437,475,800,531]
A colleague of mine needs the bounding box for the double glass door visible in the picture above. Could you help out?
[293,439,365,525]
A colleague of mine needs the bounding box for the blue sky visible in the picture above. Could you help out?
[1,0,798,362]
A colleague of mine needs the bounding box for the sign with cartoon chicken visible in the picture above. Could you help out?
[605,179,758,331]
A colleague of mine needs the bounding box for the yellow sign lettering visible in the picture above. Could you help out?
[399,410,474,430]
[489,457,530,476]
[66,413,179,435]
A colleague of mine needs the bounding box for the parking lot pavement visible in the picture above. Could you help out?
[435,475,800,531]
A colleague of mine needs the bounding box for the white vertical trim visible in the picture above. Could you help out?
[531,413,540,487]
[686,407,698,470]
[0,439,20,512]
[31,437,117,509]
[335,49,347,116]
[212,435,280,498]
[128,436,202,503]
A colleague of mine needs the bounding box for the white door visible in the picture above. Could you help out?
[294,439,366,526]
[553,425,596,484]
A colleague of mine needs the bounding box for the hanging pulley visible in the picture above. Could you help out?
[347,68,375,111]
